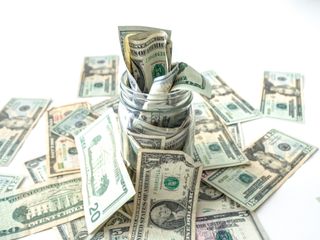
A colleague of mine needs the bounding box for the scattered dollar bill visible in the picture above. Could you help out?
[75,109,135,233]
[196,209,268,240]
[203,129,318,211]
[25,155,77,240]
[129,149,202,240]
[196,182,269,239]
[202,71,261,125]
[104,223,130,240]
[24,155,47,183]
[47,103,89,177]
[52,108,98,139]
[260,71,304,122]
[0,174,83,240]
[0,174,24,193]
[192,94,249,169]
[227,123,245,149]
[0,98,51,166]
[79,56,119,97]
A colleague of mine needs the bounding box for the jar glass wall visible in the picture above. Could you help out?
[118,71,194,169]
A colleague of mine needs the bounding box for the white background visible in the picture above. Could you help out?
[0,0,320,239]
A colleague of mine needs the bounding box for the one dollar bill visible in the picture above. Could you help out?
[75,108,135,234]
[0,98,51,166]
[260,71,304,122]
[129,149,202,240]
[203,129,318,211]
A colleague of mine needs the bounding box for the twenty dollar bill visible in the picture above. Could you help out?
[75,108,135,234]
[203,129,318,211]
[0,174,83,240]
[260,71,304,122]
[202,71,261,125]
[192,94,249,169]
[0,98,51,166]
[79,56,119,97]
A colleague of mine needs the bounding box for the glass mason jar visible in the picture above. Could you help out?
[118,71,194,170]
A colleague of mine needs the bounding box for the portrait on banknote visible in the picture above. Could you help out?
[195,118,224,135]
[264,78,300,97]
[198,183,224,201]
[150,200,186,230]
[0,110,33,130]
[245,139,292,176]
[212,82,233,96]
[84,57,117,76]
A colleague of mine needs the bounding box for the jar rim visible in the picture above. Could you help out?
[120,70,191,99]
[119,71,193,112]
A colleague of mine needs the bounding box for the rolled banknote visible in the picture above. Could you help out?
[118,26,171,76]
[127,30,170,93]
[127,130,165,150]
